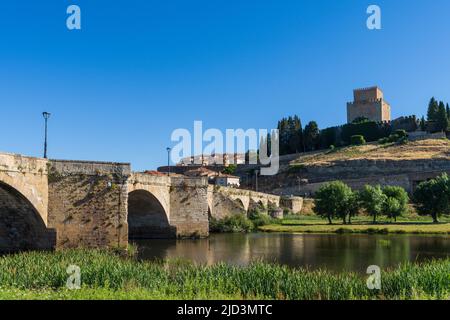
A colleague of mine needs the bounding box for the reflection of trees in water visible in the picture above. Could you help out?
[134,234,449,272]
[408,236,450,261]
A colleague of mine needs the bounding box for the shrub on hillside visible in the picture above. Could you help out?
[395,129,407,138]
[378,131,408,145]
[350,135,366,146]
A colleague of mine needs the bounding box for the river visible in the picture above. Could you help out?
[133,233,450,273]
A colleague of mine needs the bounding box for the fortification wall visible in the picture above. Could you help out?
[257,158,450,196]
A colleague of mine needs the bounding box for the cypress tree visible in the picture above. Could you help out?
[427,97,439,121]
[304,121,320,151]
[436,101,449,132]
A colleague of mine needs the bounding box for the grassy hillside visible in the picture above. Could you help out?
[289,139,450,167]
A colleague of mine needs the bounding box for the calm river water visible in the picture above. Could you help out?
[133,233,450,273]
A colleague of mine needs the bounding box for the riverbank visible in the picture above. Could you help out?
[259,215,450,235]
[0,249,448,300]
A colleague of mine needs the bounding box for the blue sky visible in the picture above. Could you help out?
[1,0,450,170]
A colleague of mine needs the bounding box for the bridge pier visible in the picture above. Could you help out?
[47,159,130,249]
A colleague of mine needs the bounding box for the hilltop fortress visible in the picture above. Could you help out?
[347,86,391,123]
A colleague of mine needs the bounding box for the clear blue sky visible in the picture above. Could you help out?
[1,0,450,170]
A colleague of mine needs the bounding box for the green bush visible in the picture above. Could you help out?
[222,164,237,175]
[248,211,275,228]
[210,214,254,233]
[380,131,408,145]
[350,135,366,146]
[395,129,407,138]
[341,120,389,144]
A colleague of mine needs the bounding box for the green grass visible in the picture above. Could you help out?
[260,215,450,234]
[0,249,449,300]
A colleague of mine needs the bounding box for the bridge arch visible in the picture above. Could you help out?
[0,181,54,252]
[128,189,174,239]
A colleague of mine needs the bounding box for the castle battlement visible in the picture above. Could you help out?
[347,86,391,123]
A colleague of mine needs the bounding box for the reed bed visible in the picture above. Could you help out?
[0,249,448,300]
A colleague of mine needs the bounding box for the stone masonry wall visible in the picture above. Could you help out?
[256,159,450,196]
[47,160,131,249]
[169,176,209,238]
[280,197,304,214]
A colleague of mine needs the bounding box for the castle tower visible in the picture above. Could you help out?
[347,86,391,123]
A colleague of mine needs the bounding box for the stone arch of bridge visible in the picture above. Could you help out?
[227,194,250,212]
[0,169,48,225]
[0,181,55,252]
[127,189,175,239]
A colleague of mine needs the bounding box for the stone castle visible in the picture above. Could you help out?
[347,86,391,123]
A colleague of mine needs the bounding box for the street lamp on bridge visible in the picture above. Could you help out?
[42,112,51,159]
[166,147,171,177]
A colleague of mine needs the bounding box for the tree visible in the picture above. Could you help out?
[304,121,320,151]
[436,101,449,132]
[414,173,450,223]
[288,115,303,153]
[359,185,387,224]
[222,164,237,175]
[314,181,354,224]
[345,192,360,224]
[420,116,426,131]
[277,115,304,155]
[446,103,450,120]
[427,97,439,121]
[382,186,409,221]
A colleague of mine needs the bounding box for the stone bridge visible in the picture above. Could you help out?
[207,186,282,220]
[0,152,290,252]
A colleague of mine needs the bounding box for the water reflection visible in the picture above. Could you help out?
[134,233,450,273]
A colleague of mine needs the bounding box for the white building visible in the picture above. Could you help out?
[214,174,240,188]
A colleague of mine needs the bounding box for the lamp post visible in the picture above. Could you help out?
[166,147,171,177]
[42,112,51,158]
[255,169,259,192]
